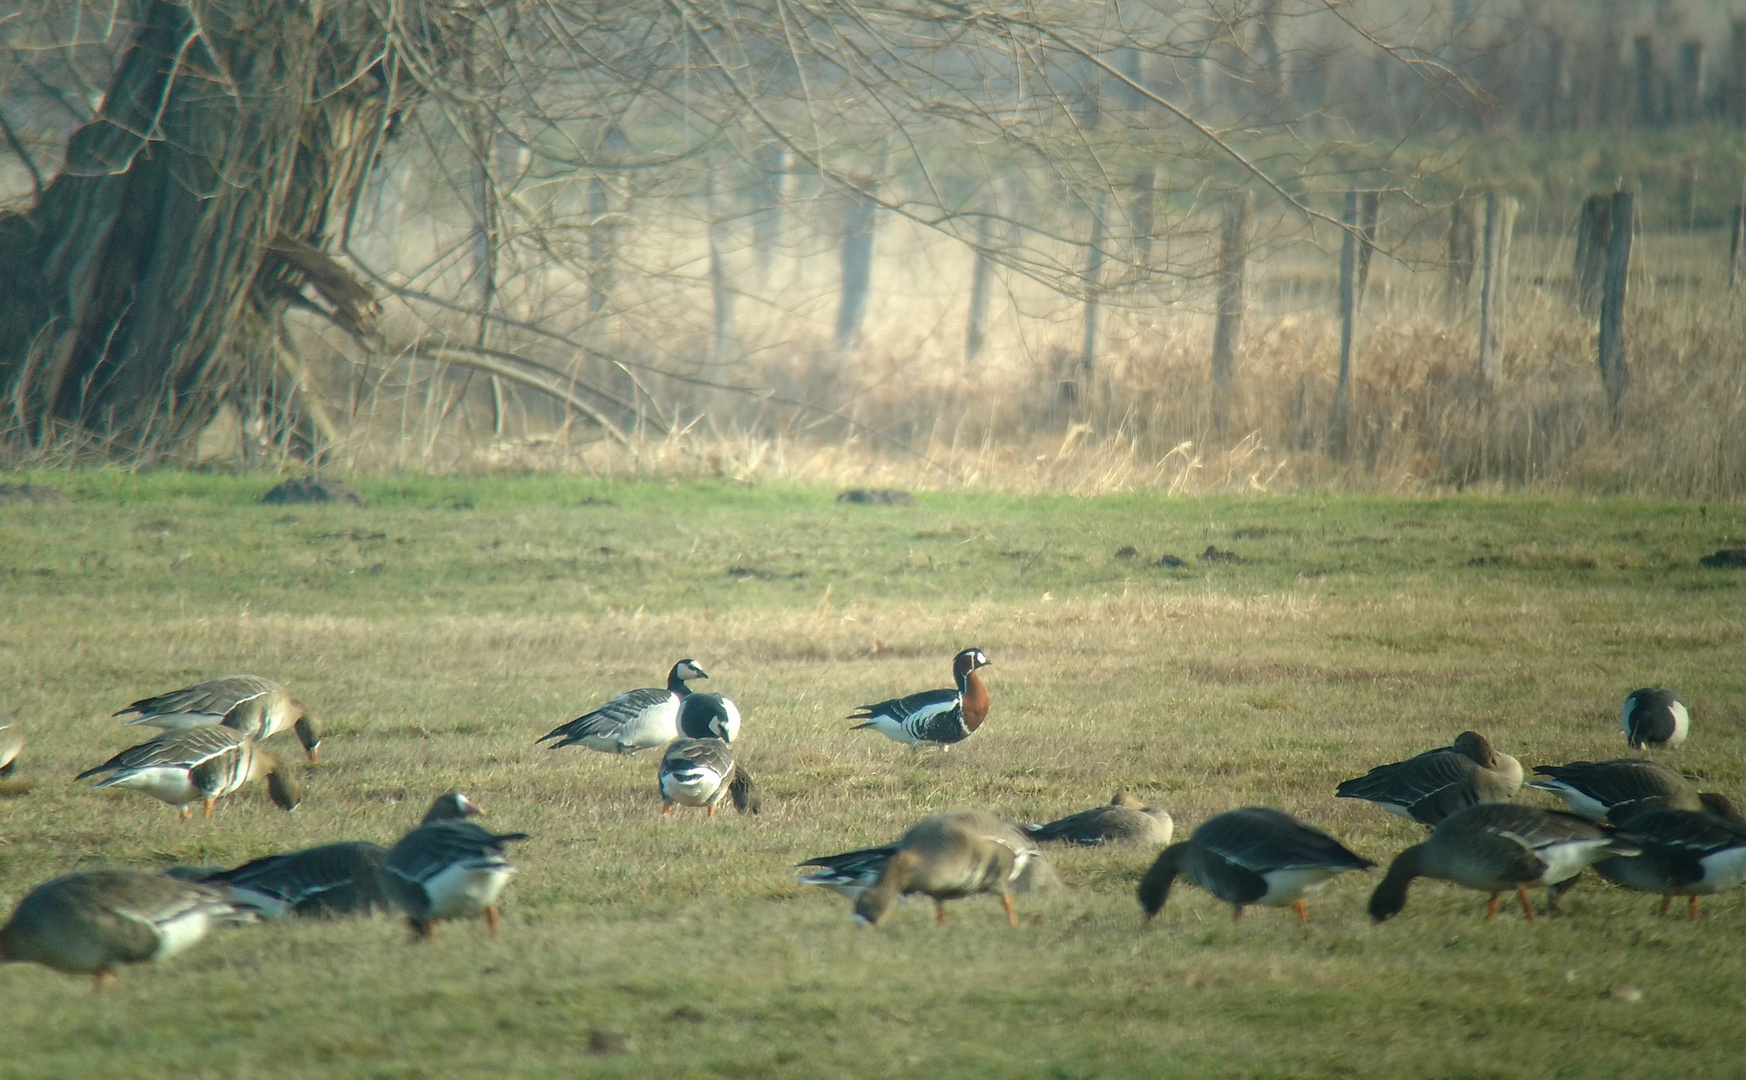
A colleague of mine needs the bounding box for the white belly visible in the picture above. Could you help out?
[1534,838,1618,885]
[148,910,215,961]
[422,861,516,920]
[1698,846,1746,892]
[97,768,199,807]
[1526,781,1609,821]
[1257,867,1345,905]
[661,767,725,807]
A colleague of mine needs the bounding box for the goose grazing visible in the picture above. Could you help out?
[1335,731,1522,826]
[1138,808,1373,925]
[1368,803,1639,923]
[798,810,1057,901]
[1622,688,1690,751]
[1527,758,1704,822]
[658,738,759,819]
[1025,792,1175,846]
[849,648,990,748]
[195,843,391,920]
[0,870,255,991]
[851,813,1029,927]
[0,723,21,778]
[1589,805,1746,919]
[115,674,321,761]
[75,726,302,819]
[536,659,708,755]
[381,793,529,939]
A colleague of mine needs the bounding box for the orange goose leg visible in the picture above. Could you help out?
[1659,896,1673,917]
[660,803,673,821]
[1001,894,1018,928]
[1689,896,1701,921]
[485,906,501,937]
[1484,894,1500,922]
[1292,899,1309,927]
[934,902,949,926]
[178,805,192,821]
[706,804,717,819]
[1232,906,1244,925]
[203,797,216,820]
[411,918,435,941]
[1516,886,1535,922]
[92,971,117,994]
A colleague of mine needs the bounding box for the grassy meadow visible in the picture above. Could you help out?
[2,471,1746,1078]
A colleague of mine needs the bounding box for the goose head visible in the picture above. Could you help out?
[422,790,483,823]
[291,705,321,762]
[262,755,302,811]
[672,659,709,683]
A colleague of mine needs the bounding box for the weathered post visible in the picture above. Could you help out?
[834,179,878,349]
[1676,41,1703,123]
[965,203,994,363]
[1633,36,1656,127]
[1445,196,1478,319]
[1329,191,1359,455]
[1129,168,1157,270]
[1573,194,1612,315]
[1597,191,1634,427]
[1211,191,1250,430]
[1477,191,1517,384]
[1355,190,1381,308]
[1069,189,1108,403]
[1729,201,1744,289]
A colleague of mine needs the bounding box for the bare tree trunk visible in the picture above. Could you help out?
[1598,191,1634,428]
[1210,191,1250,431]
[835,180,878,349]
[1477,192,1516,385]
[965,206,994,364]
[0,1,444,456]
[1329,191,1359,457]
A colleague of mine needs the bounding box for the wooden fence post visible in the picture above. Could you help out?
[1445,196,1478,319]
[1729,201,1744,289]
[1355,190,1381,309]
[834,180,878,349]
[1329,190,1358,455]
[1477,191,1517,384]
[1210,191,1250,430]
[1597,191,1634,427]
[965,202,994,363]
[1573,194,1612,315]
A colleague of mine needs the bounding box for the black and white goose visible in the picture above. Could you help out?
[1526,758,1706,822]
[1368,803,1639,923]
[0,870,256,991]
[1138,808,1374,925]
[380,793,529,939]
[1591,804,1746,919]
[658,738,759,819]
[75,726,302,819]
[797,810,1058,900]
[1622,688,1690,751]
[536,659,708,755]
[196,843,391,920]
[1335,731,1523,826]
[849,648,990,748]
[116,674,322,761]
[677,691,741,743]
[1024,792,1175,846]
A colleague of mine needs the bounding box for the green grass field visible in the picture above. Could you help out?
[3,472,1746,1079]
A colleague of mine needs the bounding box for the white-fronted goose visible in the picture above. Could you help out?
[0,723,20,778]
[1369,803,1639,923]
[536,659,708,755]
[197,843,390,920]
[851,813,1027,927]
[798,809,1057,900]
[1025,792,1174,846]
[677,691,741,743]
[1590,806,1746,919]
[658,738,759,819]
[1139,808,1374,925]
[116,674,321,761]
[1527,758,1704,821]
[1335,731,1522,825]
[1622,687,1689,751]
[422,790,484,823]
[0,870,255,990]
[75,726,302,819]
[849,648,990,748]
[381,794,529,939]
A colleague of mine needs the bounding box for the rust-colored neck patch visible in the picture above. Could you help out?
[960,670,990,731]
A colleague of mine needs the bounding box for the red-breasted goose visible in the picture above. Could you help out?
[849,648,990,748]
[658,737,759,819]
[1335,731,1522,826]
[1138,808,1374,925]
[1590,804,1746,919]
[1527,758,1704,821]
[851,813,1027,927]
[536,659,708,755]
[0,723,20,778]
[1622,687,1689,751]
[1025,792,1175,846]
[1369,803,1640,923]
[116,674,321,761]
[76,726,302,819]
[798,809,1058,900]
[381,793,529,939]
[0,870,255,991]
[195,842,391,920]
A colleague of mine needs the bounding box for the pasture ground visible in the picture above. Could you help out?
[2,472,1745,1079]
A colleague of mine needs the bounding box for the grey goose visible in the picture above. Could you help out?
[1024,792,1174,846]
[195,843,391,920]
[1138,807,1374,925]
[0,870,255,990]
[76,726,302,818]
[658,738,759,818]
[851,812,1033,927]
[1335,731,1522,826]
[798,809,1058,901]
[849,648,990,748]
[381,793,529,938]
[1587,805,1746,919]
[116,674,322,761]
[537,659,708,755]
[1527,758,1706,821]
[1369,803,1639,923]
[0,723,20,778]
[1622,687,1689,751]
